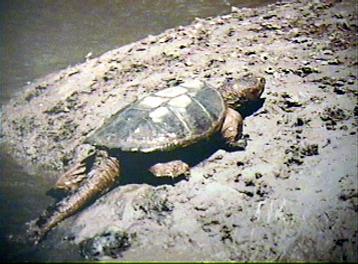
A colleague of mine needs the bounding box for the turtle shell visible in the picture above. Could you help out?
[86,80,226,152]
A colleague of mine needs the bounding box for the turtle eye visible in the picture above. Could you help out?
[258,78,266,88]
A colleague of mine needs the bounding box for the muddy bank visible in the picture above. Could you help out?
[1,0,357,261]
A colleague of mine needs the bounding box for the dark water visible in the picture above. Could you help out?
[0,0,275,262]
[0,0,276,105]
[0,151,84,262]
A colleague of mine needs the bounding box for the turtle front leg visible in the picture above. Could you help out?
[27,150,120,244]
[221,107,246,149]
[149,160,190,178]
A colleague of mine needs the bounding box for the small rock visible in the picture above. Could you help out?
[262,14,276,20]
[265,67,275,75]
[80,231,133,260]
[347,79,355,85]
[294,66,320,77]
[242,173,256,186]
[236,161,245,167]
[261,22,281,30]
[328,58,342,65]
[300,144,319,156]
[334,80,345,87]
[333,87,345,94]
[231,6,239,13]
[294,118,305,126]
[323,49,334,55]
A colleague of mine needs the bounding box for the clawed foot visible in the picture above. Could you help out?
[149,160,190,178]
[25,220,45,245]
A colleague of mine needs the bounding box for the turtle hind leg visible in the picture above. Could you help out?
[221,107,247,150]
[27,151,120,245]
[149,160,190,178]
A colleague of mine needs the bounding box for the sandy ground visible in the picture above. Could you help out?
[1,0,357,261]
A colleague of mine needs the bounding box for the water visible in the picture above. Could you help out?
[0,0,275,261]
[0,0,276,104]
[0,150,83,262]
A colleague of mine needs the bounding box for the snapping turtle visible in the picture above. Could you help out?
[27,75,265,243]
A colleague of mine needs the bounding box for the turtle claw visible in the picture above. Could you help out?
[227,137,248,150]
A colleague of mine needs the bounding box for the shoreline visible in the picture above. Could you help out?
[1,0,357,261]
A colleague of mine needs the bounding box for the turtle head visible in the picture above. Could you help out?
[221,74,265,108]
